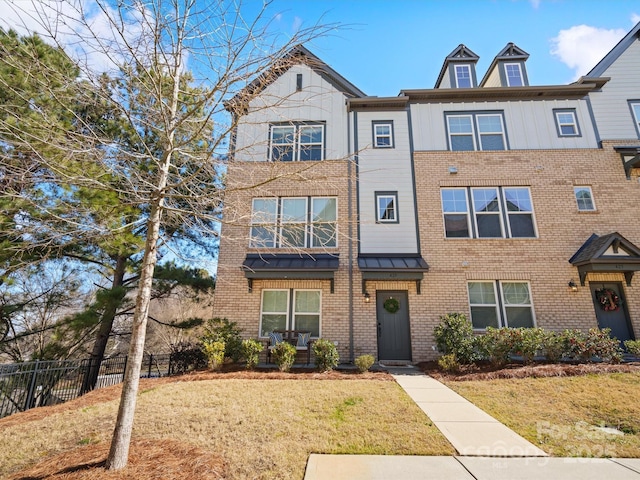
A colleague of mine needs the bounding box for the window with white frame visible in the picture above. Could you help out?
[260,289,321,337]
[373,122,394,148]
[375,191,398,223]
[441,188,471,237]
[630,101,640,136]
[270,123,324,161]
[446,112,506,151]
[468,281,535,329]
[574,186,596,211]
[504,63,523,86]
[554,109,580,137]
[454,64,472,88]
[250,197,337,248]
[440,187,536,238]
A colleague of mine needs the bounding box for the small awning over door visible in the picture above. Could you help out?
[569,232,640,286]
[358,255,429,294]
[241,253,339,292]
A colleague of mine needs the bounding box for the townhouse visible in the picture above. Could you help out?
[214,23,640,364]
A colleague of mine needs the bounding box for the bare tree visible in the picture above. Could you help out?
[0,0,337,470]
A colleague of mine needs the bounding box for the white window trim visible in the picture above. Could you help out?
[259,289,290,337]
[454,64,472,88]
[376,192,398,223]
[259,288,322,338]
[574,186,596,211]
[447,114,477,151]
[631,102,640,133]
[250,196,338,249]
[467,281,536,330]
[269,123,325,162]
[441,187,471,238]
[471,187,504,238]
[502,187,537,238]
[504,62,523,87]
[475,114,506,151]
[441,187,537,239]
[292,289,322,336]
[373,122,394,148]
[554,110,579,137]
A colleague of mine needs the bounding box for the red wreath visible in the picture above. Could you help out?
[595,288,620,312]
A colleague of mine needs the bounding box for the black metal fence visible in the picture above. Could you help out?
[0,353,172,419]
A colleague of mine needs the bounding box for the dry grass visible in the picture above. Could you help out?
[0,371,454,480]
[444,371,640,457]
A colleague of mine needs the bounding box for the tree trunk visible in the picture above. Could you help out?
[105,202,164,470]
[81,255,127,394]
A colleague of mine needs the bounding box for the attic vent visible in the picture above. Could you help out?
[296,74,302,91]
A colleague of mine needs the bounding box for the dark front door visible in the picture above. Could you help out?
[590,282,634,345]
[376,291,411,361]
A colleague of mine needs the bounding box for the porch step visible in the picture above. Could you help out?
[378,360,413,367]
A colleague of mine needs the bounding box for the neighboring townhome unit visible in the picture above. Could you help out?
[214,24,640,365]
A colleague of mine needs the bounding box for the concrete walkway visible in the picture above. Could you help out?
[303,366,640,479]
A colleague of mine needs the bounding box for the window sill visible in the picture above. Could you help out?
[577,209,599,214]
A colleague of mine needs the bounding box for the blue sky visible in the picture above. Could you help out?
[270,0,640,97]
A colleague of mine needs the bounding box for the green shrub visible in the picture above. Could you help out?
[202,318,243,363]
[511,328,545,364]
[313,339,339,372]
[541,330,566,362]
[272,341,296,372]
[585,328,622,363]
[476,327,516,366]
[241,339,264,370]
[354,354,375,373]
[433,313,477,364]
[201,340,225,370]
[624,339,640,356]
[437,353,460,372]
[169,341,207,374]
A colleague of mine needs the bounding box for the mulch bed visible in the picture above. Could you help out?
[418,360,640,382]
[7,439,226,480]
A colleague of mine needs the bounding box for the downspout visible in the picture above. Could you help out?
[347,107,355,363]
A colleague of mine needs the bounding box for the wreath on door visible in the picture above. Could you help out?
[383,297,400,313]
[595,288,620,312]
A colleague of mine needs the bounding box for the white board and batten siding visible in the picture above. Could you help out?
[588,38,640,141]
[409,99,599,151]
[233,64,350,162]
[356,110,419,254]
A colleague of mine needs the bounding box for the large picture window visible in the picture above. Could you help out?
[446,112,506,151]
[468,281,535,329]
[260,289,321,337]
[270,123,325,161]
[250,197,337,248]
[441,187,536,239]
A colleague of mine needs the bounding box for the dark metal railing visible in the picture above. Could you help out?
[0,353,172,419]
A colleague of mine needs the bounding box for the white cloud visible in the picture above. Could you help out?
[632,13,640,25]
[550,24,626,80]
[529,0,541,9]
[0,0,147,74]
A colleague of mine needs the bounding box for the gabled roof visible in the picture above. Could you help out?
[434,44,480,88]
[569,232,640,286]
[479,43,529,87]
[226,45,365,114]
[586,21,640,78]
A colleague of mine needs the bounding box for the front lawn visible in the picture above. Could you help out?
[444,370,640,457]
[0,372,454,479]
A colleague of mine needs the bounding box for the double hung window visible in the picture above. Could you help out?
[553,109,580,137]
[630,101,640,137]
[373,122,394,148]
[375,192,398,223]
[454,64,472,88]
[446,112,506,151]
[250,197,337,248]
[260,289,321,337]
[270,123,324,161]
[468,281,535,329]
[441,187,536,238]
[504,63,523,86]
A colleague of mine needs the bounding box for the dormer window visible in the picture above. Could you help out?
[504,63,523,86]
[455,64,472,88]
